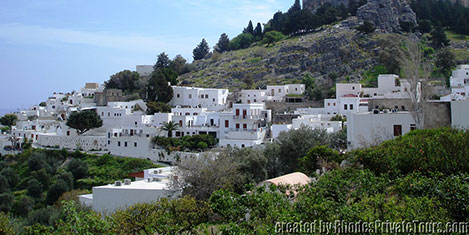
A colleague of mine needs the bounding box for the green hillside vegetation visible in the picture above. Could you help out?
[0,149,158,232]
[1,128,467,234]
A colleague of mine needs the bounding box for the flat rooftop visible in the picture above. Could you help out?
[93,179,171,191]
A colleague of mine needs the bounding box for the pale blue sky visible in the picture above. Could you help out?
[0,0,292,110]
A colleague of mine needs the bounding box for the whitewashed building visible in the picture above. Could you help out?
[170,86,229,111]
[79,166,181,215]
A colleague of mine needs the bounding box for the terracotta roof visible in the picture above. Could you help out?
[259,172,311,187]
[129,171,144,178]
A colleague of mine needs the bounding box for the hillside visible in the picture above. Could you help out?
[180,23,405,91]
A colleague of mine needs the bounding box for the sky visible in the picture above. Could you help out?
[0,0,292,111]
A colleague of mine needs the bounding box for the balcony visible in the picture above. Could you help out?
[233,115,262,120]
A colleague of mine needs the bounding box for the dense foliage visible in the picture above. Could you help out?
[0,149,157,232]
[1,128,469,233]
[104,70,140,93]
[411,0,469,35]
[66,110,103,135]
[153,134,217,152]
[146,69,174,103]
[0,114,17,128]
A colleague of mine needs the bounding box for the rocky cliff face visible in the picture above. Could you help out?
[357,0,417,33]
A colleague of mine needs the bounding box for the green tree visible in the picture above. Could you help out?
[55,201,111,234]
[147,70,174,103]
[229,33,254,50]
[46,179,69,205]
[215,33,230,53]
[12,196,34,217]
[154,52,170,70]
[418,19,432,33]
[0,114,17,129]
[160,121,179,138]
[66,110,103,135]
[0,193,14,212]
[262,30,285,46]
[104,70,140,91]
[169,55,189,75]
[436,48,456,78]
[0,212,13,235]
[146,101,171,114]
[58,171,74,189]
[67,159,88,180]
[27,179,43,198]
[0,168,19,189]
[193,39,210,60]
[31,169,51,190]
[430,26,450,48]
[0,176,9,194]
[299,145,341,175]
[254,23,263,38]
[243,20,254,34]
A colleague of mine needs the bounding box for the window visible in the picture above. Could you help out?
[236,123,240,129]
[135,121,137,125]
[189,94,192,99]
[243,109,247,118]
[205,94,208,98]
[278,88,281,93]
[352,86,355,90]
[108,140,110,145]
[177,94,180,98]
[401,105,405,110]
[134,142,137,147]
[236,109,240,116]
[213,98,215,102]
[393,125,402,137]
[118,141,121,147]
[243,123,247,129]
[108,112,110,117]
[67,131,70,136]
[225,120,229,128]
[108,133,111,138]
[175,132,181,137]
[410,124,417,131]
[124,142,127,147]
[179,120,183,126]
[344,104,348,110]
[241,144,245,148]
[328,103,330,106]
[350,104,353,110]
[334,103,336,106]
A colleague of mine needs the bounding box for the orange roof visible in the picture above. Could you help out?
[259,172,311,187]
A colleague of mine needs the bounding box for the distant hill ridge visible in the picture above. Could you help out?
[303,0,469,11]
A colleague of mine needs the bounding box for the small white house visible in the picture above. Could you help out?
[347,111,416,150]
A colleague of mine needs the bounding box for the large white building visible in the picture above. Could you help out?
[441,65,469,101]
[79,167,181,215]
[239,84,305,104]
[170,86,229,111]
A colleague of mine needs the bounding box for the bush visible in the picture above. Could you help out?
[26,179,43,198]
[58,171,74,189]
[299,145,342,175]
[0,168,19,189]
[46,179,69,205]
[27,206,61,226]
[28,152,48,172]
[262,30,285,46]
[0,193,14,212]
[350,128,469,177]
[0,212,13,235]
[229,33,254,50]
[0,176,9,194]
[67,159,88,180]
[12,195,34,217]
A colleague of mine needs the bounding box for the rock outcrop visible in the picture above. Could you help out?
[357,0,417,33]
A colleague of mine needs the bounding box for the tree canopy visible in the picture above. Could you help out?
[193,39,210,60]
[154,52,170,70]
[215,33,230,53]
[104,70,140,92]
[0,114,17,127]
[66,110,103,135]
[146,70,174,103]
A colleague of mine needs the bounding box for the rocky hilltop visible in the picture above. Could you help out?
[357,0,417,33]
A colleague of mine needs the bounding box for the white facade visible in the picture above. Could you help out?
[171,86,229,111]
[239,84,305,103]
[79,167,181,215]
[451,101,469,129]
[441,65,469,101]
[347,111,416,150]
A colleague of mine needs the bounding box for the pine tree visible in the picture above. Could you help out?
[254,23,263,37]
[193,39,210,60]
[430,26,450,48]
[288,0,301,14]
[147,70,174,103]
[154,52,170,70]
[215,33,230,53]
[243,21,254,34]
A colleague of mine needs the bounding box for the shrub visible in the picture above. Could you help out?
[12,195,34,217]
[26,179,43,198]
[299,145,342,175]
[46,179,69,205]
[0,193,14,212]
[67,159,88,180]
[0,176,9,194]
[0,168,19,189]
